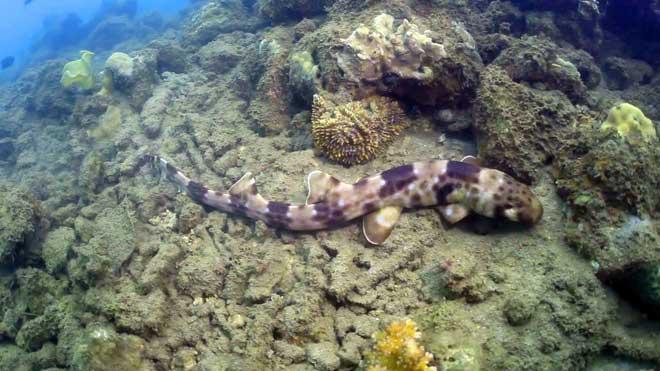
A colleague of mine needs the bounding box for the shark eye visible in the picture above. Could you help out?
[503,208,519,221]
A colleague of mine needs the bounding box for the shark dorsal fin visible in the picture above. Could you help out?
[362,206,403,245]
[461,155,481,167]
[306,170,343,204]
[229,172,258,198]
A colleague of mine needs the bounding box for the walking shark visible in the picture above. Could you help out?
[148,155,543,244]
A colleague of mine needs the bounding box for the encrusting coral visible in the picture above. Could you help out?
[98,52,133,96]
[60,50,95,90]
[600,102,657,142]
[365,319,436,371]
[337,13,446,86]
[311,94,406,166]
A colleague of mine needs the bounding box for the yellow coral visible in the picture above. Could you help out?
[311,95,406,166]
[366,319,436,371]
[61,50,95,90]
[600,103,657,142]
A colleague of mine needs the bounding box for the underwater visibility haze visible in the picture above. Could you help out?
[0,0,659,370]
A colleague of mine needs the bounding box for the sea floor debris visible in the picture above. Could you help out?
[0,0,659,370]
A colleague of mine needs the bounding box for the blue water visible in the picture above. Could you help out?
[0,0,189,82]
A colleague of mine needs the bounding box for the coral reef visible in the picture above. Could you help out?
[605,263,660,319]
[247,28,293,135]
[474,65,590,182]
[2,0,660,370]
[602,57,654,91]
[288,50,320,105]
[183,1,262,45]
[337,14,446,96]
[0,183,42,266]
[103,50,158,109]
[329,11,483,107]
[311,94,406,166]
[72,326,149,371]
[555,126,660,274]
[600,103,657,142]
[365,319,436,371]
[104,52,134,86]
[87,15,146,50]
[17,60,76,118]
[490,36,589,103]
[42,227,75,274]
[70,205,136,282]
[257,0,327,23]
[88,105,123,141]
[0,137,14,163]
[60,50,95,90]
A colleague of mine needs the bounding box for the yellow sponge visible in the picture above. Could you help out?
[61,50,95,90]
[601,103,657,142]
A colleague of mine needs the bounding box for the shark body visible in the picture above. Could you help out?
[149,155,543,244]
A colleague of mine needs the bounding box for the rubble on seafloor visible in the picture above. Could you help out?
[0,0,659,370]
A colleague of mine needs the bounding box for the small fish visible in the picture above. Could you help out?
[1,56,14,70]
[148,155,543,244]
[24,0,33,5]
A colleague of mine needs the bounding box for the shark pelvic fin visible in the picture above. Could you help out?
[362,206,403,245]
[306,170,343,204]
[229,172,258,199]
[438,204,470,224]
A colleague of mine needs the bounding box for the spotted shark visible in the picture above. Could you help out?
[148,155,543,244]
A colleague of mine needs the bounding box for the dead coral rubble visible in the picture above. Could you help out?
[2,0,660,370]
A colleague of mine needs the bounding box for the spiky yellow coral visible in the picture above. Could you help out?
[311,94,406,166]
[600,103,656,142]
[366,319,436,371]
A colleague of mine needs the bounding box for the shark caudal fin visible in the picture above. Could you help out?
[229,172,258,201]
[306,170,344,204]
[362,206,403,245]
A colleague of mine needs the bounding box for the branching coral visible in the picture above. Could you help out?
[311,94,406,166]
[337,13,446,85]
[366,319,436,371]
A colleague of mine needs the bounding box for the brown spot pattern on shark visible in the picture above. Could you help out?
[378,164,417,198]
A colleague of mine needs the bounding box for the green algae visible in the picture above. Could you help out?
[71,326,147,371]
[42,227,76,274]
[0,183,41,265]
[71,204,135,282]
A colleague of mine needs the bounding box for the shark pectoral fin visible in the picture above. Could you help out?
[362,206,403,245]
[438,204,470,224]
[306,170,343,204]
[228,172,258,198]
[461,155,481,166]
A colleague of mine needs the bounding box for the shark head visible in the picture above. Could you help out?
[492,172,543,225]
